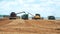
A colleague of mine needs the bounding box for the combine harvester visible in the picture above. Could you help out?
[32,14,43,20]
[9,12,25,20]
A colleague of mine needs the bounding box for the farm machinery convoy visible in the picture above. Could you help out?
[9,11,44,20]
[9,11,55,20]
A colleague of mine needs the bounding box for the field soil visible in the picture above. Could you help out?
[0,19,60,34]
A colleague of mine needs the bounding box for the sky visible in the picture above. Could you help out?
[0,0,60,17]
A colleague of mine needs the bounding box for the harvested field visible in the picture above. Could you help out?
[0,19,60,34]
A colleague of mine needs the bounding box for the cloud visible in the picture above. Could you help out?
[0,0,60,17]
[53,0,60,2]
[26,0,35,3]
[39,0,48,2]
